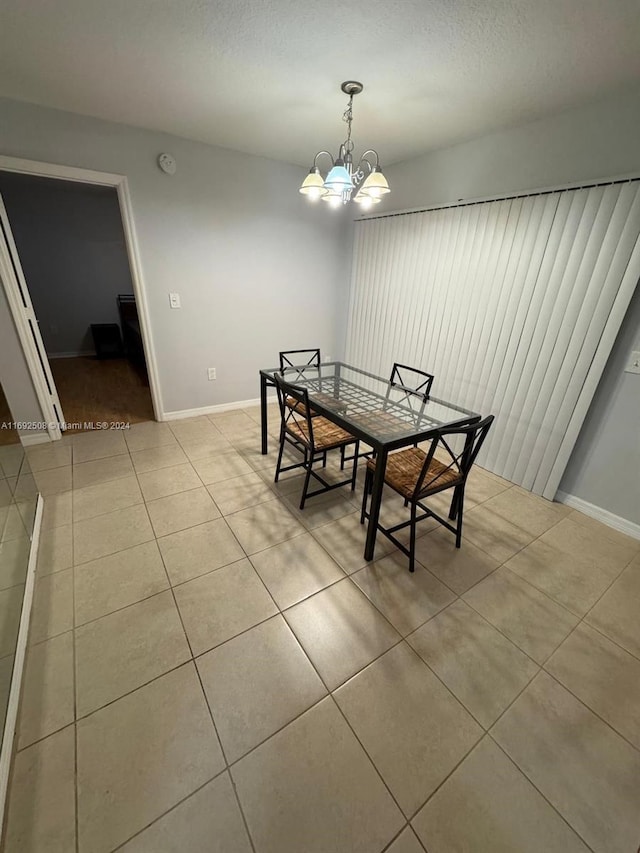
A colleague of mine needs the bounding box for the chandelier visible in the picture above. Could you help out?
[299,81,390,209]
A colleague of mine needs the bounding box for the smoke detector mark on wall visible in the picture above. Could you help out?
[158,153,177,175]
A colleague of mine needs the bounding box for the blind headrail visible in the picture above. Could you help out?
[355,173,640,222]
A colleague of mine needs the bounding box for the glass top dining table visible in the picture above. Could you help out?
[259,361,478,561]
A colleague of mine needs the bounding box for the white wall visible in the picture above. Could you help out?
[369,86,640,526]
[0,97,352,416]
[0,173,134,356]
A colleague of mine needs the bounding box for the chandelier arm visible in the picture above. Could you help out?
[312,151,335,169]
[359,149,381,170]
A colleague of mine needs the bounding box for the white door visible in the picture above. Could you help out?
[0,192,65,439]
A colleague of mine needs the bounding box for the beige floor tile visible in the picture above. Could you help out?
[72,475,143,522]
[250,532,345,609]
[158,518,245,585]
[74,540,169,625]
[146,486,220,537]
[1,504,29,543]
[192,451,254,485]
[208,471,277,515]
[120,772,252,853]
[505,537,623,616]
[284,489,359,530]
[258,466,306,496]
[311,512,396,574]
[568,509,640,552]
[352,552,456,636]
[0,585,25,657]
[18,631,74,749]
[238,444,282,472]
[335,643,481,816]
[25,443,72,472]
[72,430,128,463]
[31,466,73,496]
[464,468,513,504]
[586,558,640,658]
[76,590,191,716]
[73,504,154,564]
[545,622,640,750]
[0,654,13,732]
[137,462,201,501]
[169,416,222,444]
[39,492,72,531]
[412,736,589,853]
[180,434,234,461]
[174,558,277,655]
[0,537,30,589]
[481,486,570,538]
[30,569,73,644]
[540,516,638,575]
[0,444,27,478]
[4,725,75,853]
[386,828,425,853]
[284,579,400,690]
[35,524,72,576]
[198,615,326,762]
[123,421,176,452]
[77,663,224,853]
[462,504,535,563]
[130,443,189,474]
[232,697,404,853]
[226,499,305,555]
[408,600,538,727]
[210,410,257,434]
[414,526,500,594]
[463,568,579,664]
[73,454,134,489]
[492,672,640,853]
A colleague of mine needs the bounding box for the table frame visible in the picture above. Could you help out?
[259,362,478,562]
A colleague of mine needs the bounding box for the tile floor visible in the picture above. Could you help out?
[5,407,640,852]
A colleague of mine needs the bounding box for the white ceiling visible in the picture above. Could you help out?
[1,0,639,167]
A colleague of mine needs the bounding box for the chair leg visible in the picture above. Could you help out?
[350,441,359,491]
[322,450,327,468]
[455,488,465,548]
[449,486,460,520]
[409,501,417,572]
[340,445,345,470]
[360,467,370,524]
[274,431,286,483]
[299,455,313,510]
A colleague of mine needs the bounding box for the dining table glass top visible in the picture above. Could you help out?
[262,361,478,447]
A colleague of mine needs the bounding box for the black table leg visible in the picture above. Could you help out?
[260,373,268,454]
[364,446,387,561]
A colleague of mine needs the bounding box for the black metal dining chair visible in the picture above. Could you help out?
[274,373,360,510]
[360,415,494,571]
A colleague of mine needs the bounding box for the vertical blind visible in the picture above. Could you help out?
[345,180,640,499]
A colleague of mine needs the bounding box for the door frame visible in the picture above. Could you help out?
[0,155,163,433]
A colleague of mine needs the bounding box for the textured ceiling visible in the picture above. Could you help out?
[1,0,639,167]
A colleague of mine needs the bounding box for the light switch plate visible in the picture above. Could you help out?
[169,292,181,309]
[625,350,640,374]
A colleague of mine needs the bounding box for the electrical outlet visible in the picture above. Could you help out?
[169,292,181,309]
[323,354,332,363]
[625,350,640,374]
[208,367,217,381]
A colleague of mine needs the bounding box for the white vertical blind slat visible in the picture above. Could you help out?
[344,181,640,495]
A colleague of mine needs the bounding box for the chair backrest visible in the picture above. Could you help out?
[389,363,434,404]
[273,373,315,446]
[279,349,321,382]
[415,415,494,497]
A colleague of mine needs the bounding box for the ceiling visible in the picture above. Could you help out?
[1,0,639,167]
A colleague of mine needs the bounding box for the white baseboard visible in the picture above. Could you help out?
[161,394,276,422]
[0,495,42,839]
[19,433,52,446]
[555,490,640,541]
[48,350,95,359]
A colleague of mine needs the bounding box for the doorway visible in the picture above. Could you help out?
[0,159,160,438]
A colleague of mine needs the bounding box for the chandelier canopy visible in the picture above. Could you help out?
[299,81,390,209]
